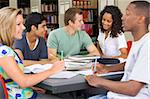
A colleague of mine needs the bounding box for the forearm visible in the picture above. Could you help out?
[48,53,59,60]
[23,60,64,88]
[112,54,127,59]
[48,48,59,60]
[2,56,57,88]
[112,48,128,59]
[87,45,100,56]
[22,69,56,88]
[105,63,125,72]
[88,51,100,56]
[97,78,143,96]
[96,43,103,56]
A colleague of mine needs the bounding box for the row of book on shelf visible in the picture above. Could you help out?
[81,24,93,36]
[44,15,57,24]
[41,3,57,12]
[72,0,97,9]
[83,10,94,22]
[81,10,96,36]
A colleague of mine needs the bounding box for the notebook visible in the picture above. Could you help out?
[75,69,124,77]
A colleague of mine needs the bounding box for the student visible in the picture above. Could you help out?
[47,7,100,59]
[98,5,128,59]
[13,12,56,66]
[86,1,150,99]
[0,7,64,99]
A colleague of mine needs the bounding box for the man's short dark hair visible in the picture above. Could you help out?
[25,12,46,32]
[130,1,150,26]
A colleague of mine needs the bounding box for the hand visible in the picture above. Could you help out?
[92,63,108,74]
[111,56,118,59]
[31,87,46,94]
[85,75,101,87]
[50,60,65,74]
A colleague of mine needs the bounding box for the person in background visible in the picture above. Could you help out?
[86,1,150,99]
[47,7,100,59]
[0,7,64,99]
[98,5,128,59]
[13,12,56,66]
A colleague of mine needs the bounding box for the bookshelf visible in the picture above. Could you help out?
[41,0,59,31]
[72,0,99,38]
[0,0,9,8]
[16,0,59,32]
[17,0,30,18]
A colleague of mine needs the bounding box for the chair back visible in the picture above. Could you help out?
[127,41,132,54]
[0,74,8,99]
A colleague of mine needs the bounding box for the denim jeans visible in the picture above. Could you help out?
[88,94,107,99]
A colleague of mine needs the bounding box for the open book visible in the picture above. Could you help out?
[24,64,78,79]
[24,64,53,73]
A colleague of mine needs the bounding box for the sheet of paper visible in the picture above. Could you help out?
[65,61,88,66]
[118,58,126,63]
[64,58,92,63]
[75,69,93,75]
[75,69,124,77]
[49,71,78,79]
[96,71,124,76]
[68,55,100,60]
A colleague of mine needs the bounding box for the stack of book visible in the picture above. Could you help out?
[64,55,100,70]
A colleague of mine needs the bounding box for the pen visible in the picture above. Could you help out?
[60,50,64,60]
[94,58,97,73]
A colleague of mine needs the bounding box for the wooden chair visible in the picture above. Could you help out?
[0,74,8,99]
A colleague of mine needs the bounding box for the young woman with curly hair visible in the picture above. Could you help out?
[98,6,128,59]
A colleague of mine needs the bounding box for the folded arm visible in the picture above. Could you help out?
[112,48,128,59]
[48,48,59,60]
[86,44,100,56]
[95,62,125,74]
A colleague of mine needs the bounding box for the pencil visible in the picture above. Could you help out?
[60,50,64,60]
[94,58,97,73]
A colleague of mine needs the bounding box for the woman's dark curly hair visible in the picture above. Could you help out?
[99,6,123,38]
